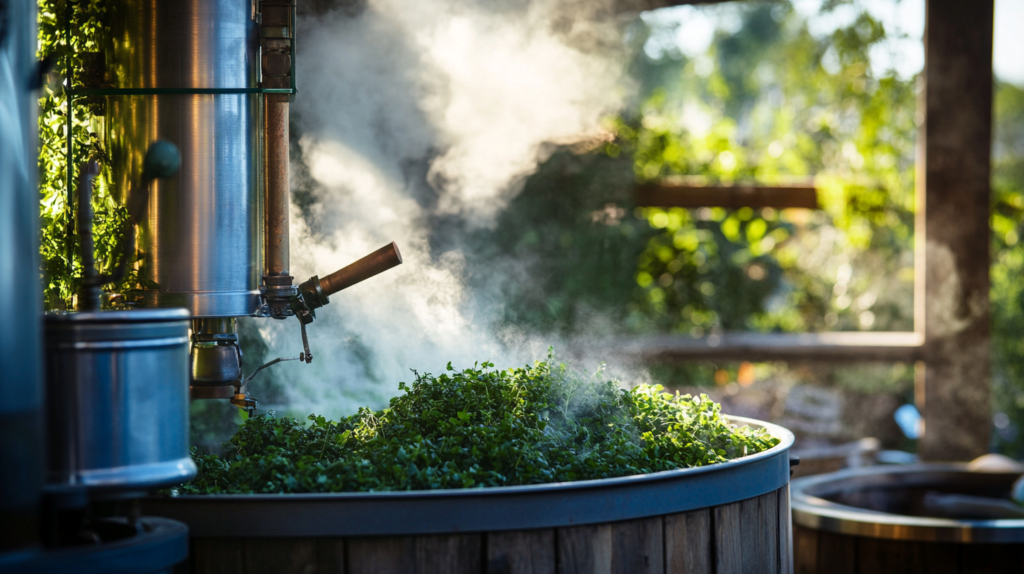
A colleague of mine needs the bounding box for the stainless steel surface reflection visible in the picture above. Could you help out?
[104,0,262,317]
[107,0,258,90]
[0,0,44,549]
[45,310,196,491]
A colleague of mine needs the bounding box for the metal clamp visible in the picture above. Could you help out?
[257,0,295,96]
[258,274,298,319]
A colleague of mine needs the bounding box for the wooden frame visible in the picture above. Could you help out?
[635,183,818,209]
[616,332,923,364]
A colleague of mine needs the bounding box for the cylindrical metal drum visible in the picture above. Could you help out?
[45,310,196,492]
[104,0,262,317]
[0,0,44,553]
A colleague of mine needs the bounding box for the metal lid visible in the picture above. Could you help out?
[45,309,190,345]
[791,464,1024,543]
[45,308,191,323]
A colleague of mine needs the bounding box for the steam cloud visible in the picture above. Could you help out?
[257,0,630,417]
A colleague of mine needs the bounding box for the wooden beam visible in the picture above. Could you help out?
[608,331,924,364]
[916,0,994,461]
[634,183,818,209]
[613,0,737,13]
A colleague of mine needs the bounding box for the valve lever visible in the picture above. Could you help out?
[299,321,312,364]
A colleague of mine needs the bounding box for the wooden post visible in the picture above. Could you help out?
[917,0,994,461]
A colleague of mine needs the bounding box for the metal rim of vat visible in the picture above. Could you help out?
[791,464,1024,543]
[142,416,793,537]
[0,517,188,574]
[74,459,198,491]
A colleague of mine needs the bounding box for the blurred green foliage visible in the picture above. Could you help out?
[481,2,916,340]
[991,82,1024,456]
[618,3,917,335]
[482,1,1024,455]
[37,0,132,310]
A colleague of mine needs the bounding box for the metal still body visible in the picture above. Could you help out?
[104,0,262,318]
[96,0,402,405]
[44,310,196,492]
[0,0,44,553]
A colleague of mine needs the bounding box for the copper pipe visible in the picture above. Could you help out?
[320,242,403,296]
[264,94,290,276]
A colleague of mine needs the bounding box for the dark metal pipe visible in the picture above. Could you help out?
[264,94,290,277]
[77,142,180,308]
[77,161,102,312]
[107,141,180,290]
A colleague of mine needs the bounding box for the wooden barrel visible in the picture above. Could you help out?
[791,464,1024,574]
[144,417,794,574]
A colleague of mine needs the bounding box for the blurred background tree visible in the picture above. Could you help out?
[37,0,136,310]
[991,81,1024,457]
[469,0,1024,455]
[475,1,916,339]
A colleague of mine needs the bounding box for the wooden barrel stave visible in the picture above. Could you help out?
[188,486,791,574]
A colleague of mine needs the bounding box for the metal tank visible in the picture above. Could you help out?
[104,0,262,318]
[0,0,45,555]
[44,309,196,493]
[94,0,403,408]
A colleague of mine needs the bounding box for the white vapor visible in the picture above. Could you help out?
[254,0,630,417]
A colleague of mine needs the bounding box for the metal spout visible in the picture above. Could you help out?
[297,242,403,311]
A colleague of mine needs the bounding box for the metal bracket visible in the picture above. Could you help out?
[256,0,296,100]
[230,393,259,417]
[258,275,297,319]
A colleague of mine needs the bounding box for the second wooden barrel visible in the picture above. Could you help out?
[792,464,1024,574]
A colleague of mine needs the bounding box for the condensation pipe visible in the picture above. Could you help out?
[264,94,290,277]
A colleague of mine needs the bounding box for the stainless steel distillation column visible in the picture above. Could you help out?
[104,0,403,412]
[0,0,45,556]
[105,0,262,402]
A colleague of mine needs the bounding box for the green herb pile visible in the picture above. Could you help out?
[178,358,778,494]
